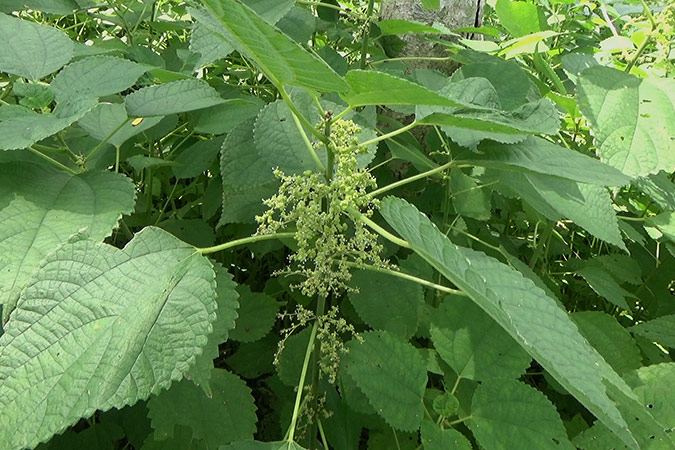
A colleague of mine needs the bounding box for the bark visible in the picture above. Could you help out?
[380,0,484,74]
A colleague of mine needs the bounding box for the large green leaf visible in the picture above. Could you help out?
[430,295,531,381]
[630,315,675,349]
[0,227,219,450]
[341,70,463,108]
[199,0,347,92]
[78,103,164,148]
[577,66,675,177]
[229,285,279,343]
[342,330,427,432]
[0,162,135,321]
[461,137,630,186]
[186,264,239,396]
[125,79,225,117]
[50,55,148,102]
[420,420,472,450]
[0,96,98,150]
[468,379,574,450]
[0,13,73,79]
[189,0,294,68]
[494,0,547,37]
[379,197,641,448]
[495,171,626,250]
[348,269,423,339]
[572,312,642,375]
[148,369,257,447]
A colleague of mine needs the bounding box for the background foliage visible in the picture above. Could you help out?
[0,0,674,449]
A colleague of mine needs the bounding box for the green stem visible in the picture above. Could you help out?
[625,0,656,73]
[354,121,418,152]
[307,295,326,450]
[353,211,411,248]
[85,117,131,163]
[324,112,334,181]
[347,262,466,296]
[287,318,320,443]
[368,161,455,198]
[279,87,326,172]
[27,147,78,174]
[197,232,295,255]
[279,87,327,144]
[370,56,453,66]
[359,0,376,69]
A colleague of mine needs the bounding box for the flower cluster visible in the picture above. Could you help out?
[256,118,387,297]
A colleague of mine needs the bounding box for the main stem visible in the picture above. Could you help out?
[307,295,326,450]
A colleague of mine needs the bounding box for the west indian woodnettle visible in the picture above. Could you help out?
[0,1,674,450]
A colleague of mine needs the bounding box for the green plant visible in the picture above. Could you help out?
[0,0,674,449]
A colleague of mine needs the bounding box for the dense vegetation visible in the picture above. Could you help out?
[0,0,674,449]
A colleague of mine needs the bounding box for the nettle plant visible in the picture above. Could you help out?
[0,0,674,449]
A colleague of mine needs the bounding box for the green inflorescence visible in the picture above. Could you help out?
[256,118,388,298]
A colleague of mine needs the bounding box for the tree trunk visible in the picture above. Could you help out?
[380,0,484,74]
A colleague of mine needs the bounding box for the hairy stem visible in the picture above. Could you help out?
[346,262,466,296]
[28,147,78,174]
[368,161,455,198]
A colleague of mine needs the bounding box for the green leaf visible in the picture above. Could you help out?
[171,136,224,179]
[626,363,675,428]
[0,0,78,14]
[125,79,225,117]
[421,420,472,450]
[276,326,312,387]
[126,155,178,172]
[633,172,675,211]
[199,0,347,93]
[50,55,148,103]
[462,137,630,187]
[0,163,135,321]
[430,295,531,381]
[0,96,98,150]
[572,312,642,375]
[494,0,547,37]
[187,264,239,396]
[0,13,73,79]
[449,168,492,221]
[0,227,217,450]
[78,103,164,148]
[495,171,626,250]
[343,330,427,431]
[148,369,257,447]
[377,19,449,35]
[379,197,640,448]
[576,265,635,310]
[647,212,675,244]
[630,315,675,349]
[12,80,53,109]
[577,66,675,177]
[348,269,423,339]
[468,379,575,450]
[229,285,280,343]
[220,119,279,225]
[188,98,264,135]
[141,425,207,450]
[341,70,463,108]
[221,441,307,450]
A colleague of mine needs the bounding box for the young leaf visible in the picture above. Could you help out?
[199,0,347,93]
[0,13,73,79]
[50,55,148,102]
[148,369,257,447]
[125,79,225,117]
[0,162,135,321]
[494,0,547,37]
[0,227,219,450]
[342,330,427,432]
[468,379,574,449]
[577,66,675,177]
[379,197,640,448]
